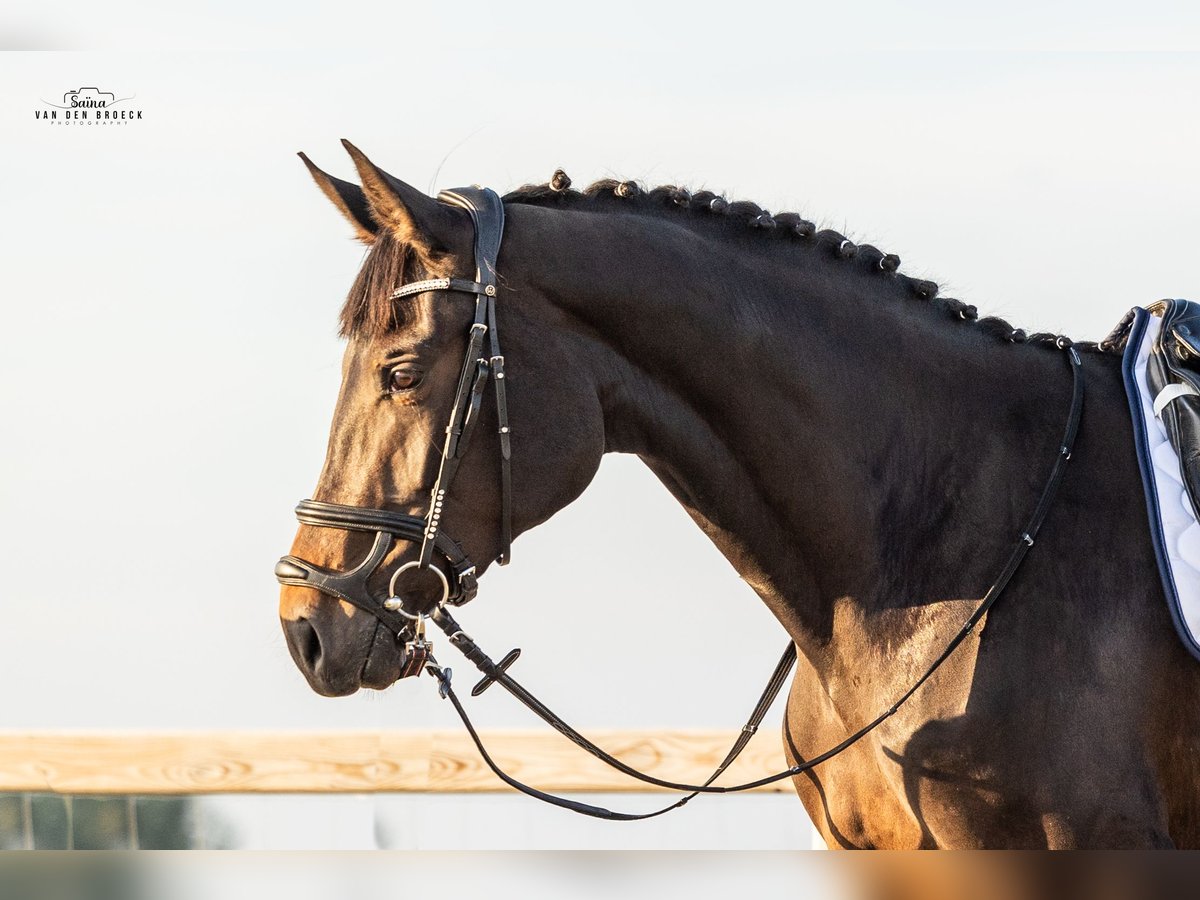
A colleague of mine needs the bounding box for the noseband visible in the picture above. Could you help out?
[275,182,1087,821]
[275,186,511,663]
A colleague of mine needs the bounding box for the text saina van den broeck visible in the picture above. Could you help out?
[35,87,144,123]
[35,108,143,121]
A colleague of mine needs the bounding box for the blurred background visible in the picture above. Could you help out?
[3,1,1200,858]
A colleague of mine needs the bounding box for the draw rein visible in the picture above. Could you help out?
[276,186,1087,820]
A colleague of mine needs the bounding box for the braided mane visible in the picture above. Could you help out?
[503,170,1110,356]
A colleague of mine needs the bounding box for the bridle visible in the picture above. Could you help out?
[275,184,1087,820]
[275,186,510,674]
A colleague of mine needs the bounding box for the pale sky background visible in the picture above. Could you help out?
[3,4,1200,850]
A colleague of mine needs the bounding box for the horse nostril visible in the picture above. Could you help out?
[280,611,362,698]
[284,616,322,673]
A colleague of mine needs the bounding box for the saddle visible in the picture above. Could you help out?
[1111,300,1200,660]
[1145,301,1200,518]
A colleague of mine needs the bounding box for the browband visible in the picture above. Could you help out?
[391,278,495,301]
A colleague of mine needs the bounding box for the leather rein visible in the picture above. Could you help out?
[276,185,1087,819]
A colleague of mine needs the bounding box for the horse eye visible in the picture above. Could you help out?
[388,369,422,393]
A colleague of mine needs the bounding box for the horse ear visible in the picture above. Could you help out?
[340,139,466,259]
[297,152,378,245]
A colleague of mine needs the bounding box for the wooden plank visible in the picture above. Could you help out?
[0,731,792,795]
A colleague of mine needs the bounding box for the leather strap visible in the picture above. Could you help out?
[276,500,480,612]
[391,278,491,300]
[488,294,513,564]
[424,642,798,820]
[438,187,513,566]
[438,187,504,290]
[1154,382,1200,418]
[292,499,475,574]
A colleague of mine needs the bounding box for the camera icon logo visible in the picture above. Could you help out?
[64,87,116,108]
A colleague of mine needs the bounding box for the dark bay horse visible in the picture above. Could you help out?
[278,141,1200,848]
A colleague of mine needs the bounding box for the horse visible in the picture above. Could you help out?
[277,140,1200,848]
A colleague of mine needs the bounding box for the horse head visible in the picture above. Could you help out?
[278,142,604,696]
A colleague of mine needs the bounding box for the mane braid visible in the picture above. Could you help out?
[504,174,1111,356]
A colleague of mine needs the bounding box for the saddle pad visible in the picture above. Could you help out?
[1122,307,1200,660]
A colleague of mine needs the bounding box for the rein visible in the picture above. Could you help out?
[420,343,1084,819]
[276,185,1087,819]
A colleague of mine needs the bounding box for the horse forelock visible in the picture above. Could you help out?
[340,229,423,339]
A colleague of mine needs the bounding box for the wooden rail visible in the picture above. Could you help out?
[0,731,791,795]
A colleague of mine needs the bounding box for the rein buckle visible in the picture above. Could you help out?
[399,617,432,679]
[400,639,432,679]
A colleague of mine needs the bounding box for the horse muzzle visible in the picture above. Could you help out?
[275,499,480,683]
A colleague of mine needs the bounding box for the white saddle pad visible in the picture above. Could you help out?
[1123,307,1200,660]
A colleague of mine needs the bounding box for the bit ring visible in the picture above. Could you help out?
[384,560,450,619]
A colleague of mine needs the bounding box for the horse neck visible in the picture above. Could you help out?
[511,204,1080,653]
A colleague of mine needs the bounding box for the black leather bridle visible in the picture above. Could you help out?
[275,186,510,671]
[275,184,1087,821]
